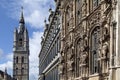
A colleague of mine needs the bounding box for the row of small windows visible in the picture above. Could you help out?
[15,56,25,63]
[39,38,60,74]
[39,36,60,64]
[15,67,26,75]
[40,15,60,62]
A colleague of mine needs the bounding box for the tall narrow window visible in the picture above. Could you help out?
[16,57,18,63]
[16,68,18,74]
[91,27,100,74]
[76,0,82,24]
[22,56,24,63]
[75,39,81,77]
[21,67,24,75]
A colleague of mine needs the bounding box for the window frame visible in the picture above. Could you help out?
[90,26,100,74]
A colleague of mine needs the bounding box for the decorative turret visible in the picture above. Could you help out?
[24,28,28,41]
[48,8,54,22]
[43,19,49,37]
[19,7,25,24]
[4,68,7,80]
[44,19,49,30]
[24,28,29,50]
[18,7,25,33]
[13,28,18,48]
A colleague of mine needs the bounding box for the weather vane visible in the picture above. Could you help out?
[21,6,23,11]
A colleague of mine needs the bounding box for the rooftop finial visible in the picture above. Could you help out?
[49,5,52,14]
[19,6,25,24]
[21,6,23,10]
[44,18,47,24]
[5,67,7,74]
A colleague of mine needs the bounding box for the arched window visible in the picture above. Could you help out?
[91,27,100,74]
[16,57,18,63]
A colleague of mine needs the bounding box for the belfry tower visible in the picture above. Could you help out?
[13,8,29,80]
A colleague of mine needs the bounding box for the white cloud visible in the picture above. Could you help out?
[6,53,13,61]
[0,61,13,72]
[29,31,43,80]
[25,10,42,28]
[0,51,13,75]
[0,0,55,29]
[23,0,55,28]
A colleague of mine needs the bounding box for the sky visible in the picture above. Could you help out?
[0,0,55,80]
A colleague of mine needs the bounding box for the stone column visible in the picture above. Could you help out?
[114,0,120,80]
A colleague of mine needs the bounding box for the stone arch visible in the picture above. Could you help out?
[74,36,82,77]
[89,25,101,74]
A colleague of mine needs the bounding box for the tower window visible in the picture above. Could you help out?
[16,57,18,63]
[91,27,100,74]
[21,67,24,74]
[16,68,18,74]
[21,57,24,63]
[19,38,23,46]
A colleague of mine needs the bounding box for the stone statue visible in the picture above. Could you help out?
[103,24,109,41]
[102,42,109,58]
[80,51,88,65]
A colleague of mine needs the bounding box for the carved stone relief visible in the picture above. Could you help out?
[102,24,110,42]
[88,11,101,29]
[102,41,109,59]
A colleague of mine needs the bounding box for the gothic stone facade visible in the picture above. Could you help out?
[59,0,119,80]
[38,1,61,80]
[13,10,29,80]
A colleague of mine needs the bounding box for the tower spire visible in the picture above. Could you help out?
[19,6,25,24]
[5,67,7,74]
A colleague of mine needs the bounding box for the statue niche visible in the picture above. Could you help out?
[102,42,109,59]
[103,24,110,42]
[59,63,65,74]
[80,51,88,66]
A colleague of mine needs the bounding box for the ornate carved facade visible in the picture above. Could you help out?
[39,0,120,80]
[59,0,120,80]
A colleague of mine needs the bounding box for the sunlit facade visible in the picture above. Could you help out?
[59,0,120,80]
